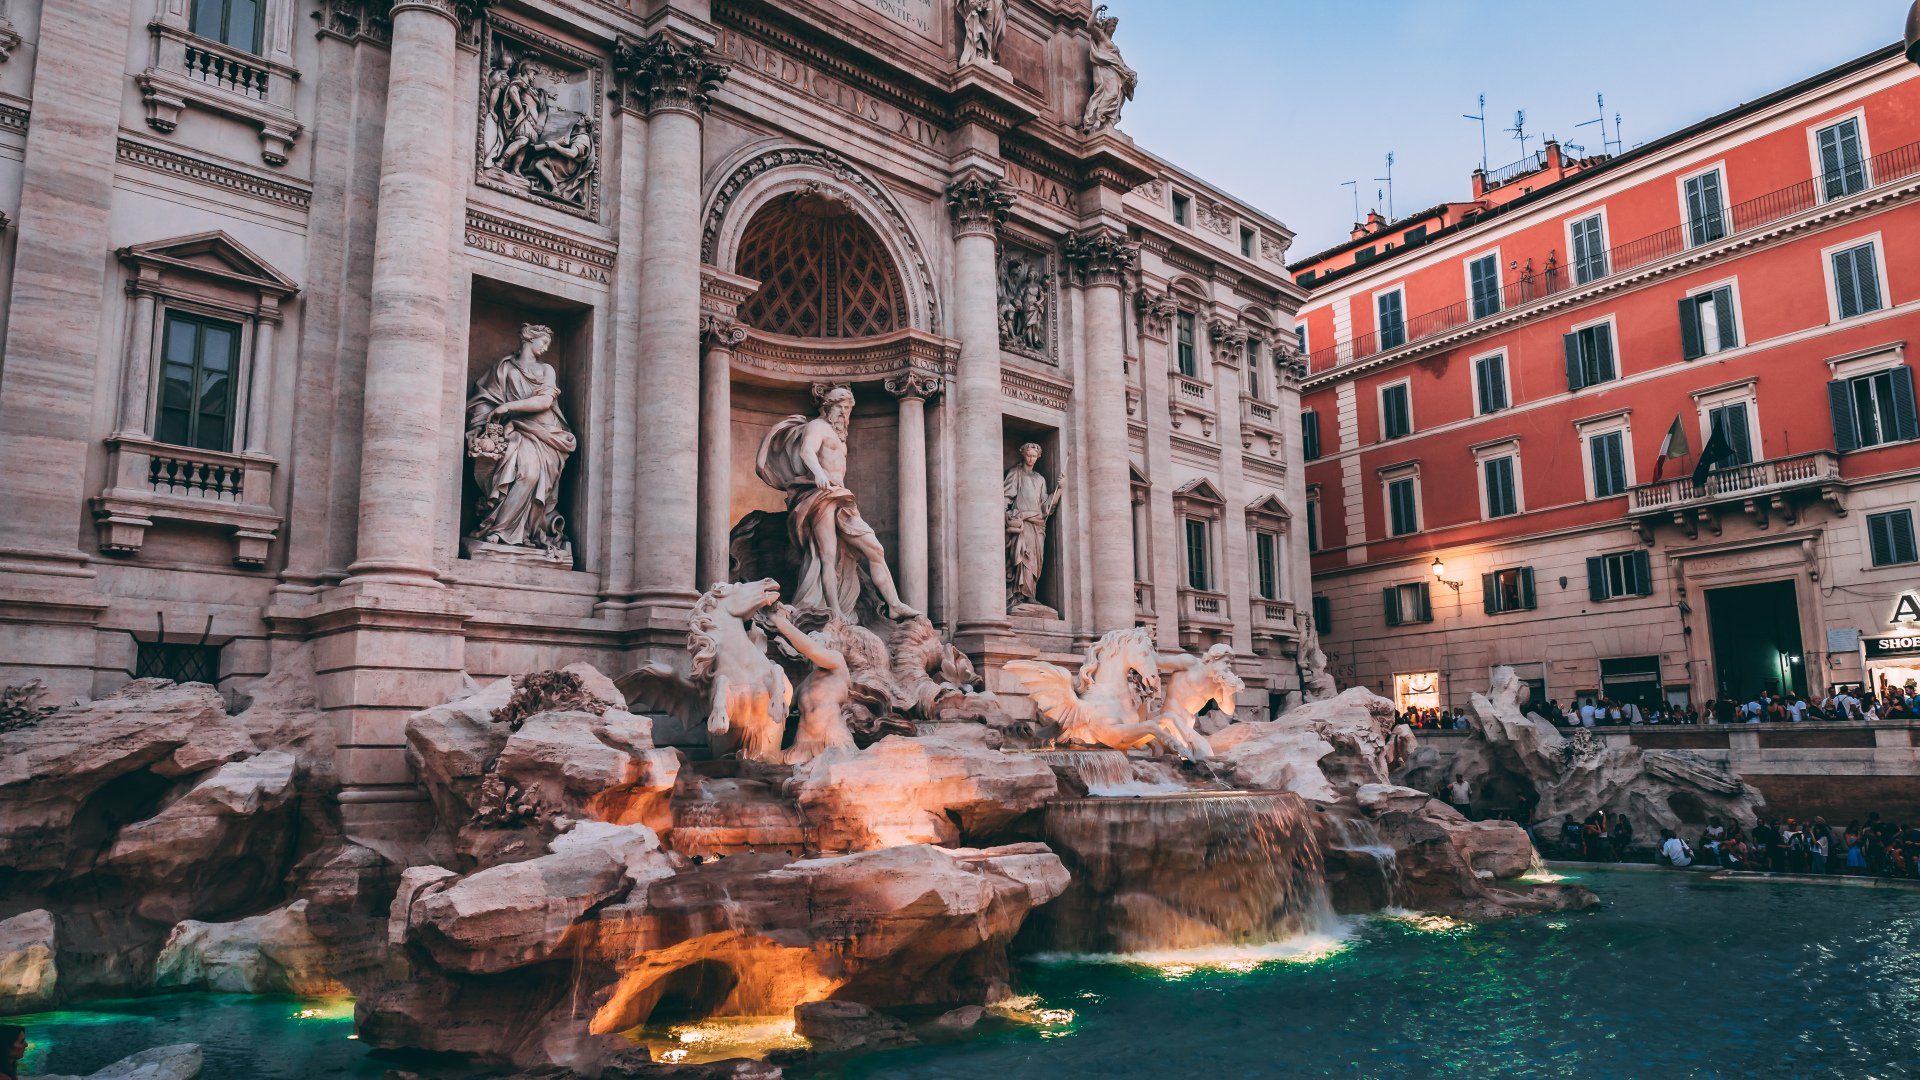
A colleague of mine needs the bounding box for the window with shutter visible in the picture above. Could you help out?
[1833,243,1882,320]
[1377,290,1407,350]
[1570,215,1608,283]
[1483,455,1518,518]
[1588,431,1628,498]
[1840,367,1917,449]
[1818,119,1868,201]
[1312,595,1331,633]
[1469,255,1501,319]
[1680,287,1738,359]
[1302,410,1321,460]
[1381,384,1412,440]
[1475,354,1508,413]
[1707,404,1754,466]
[1306,496,1320,552]
[1868,510,1919,566]
[1382,586,1402,626]
[1485,566,1534,614]
[1684,170,1728,247]
[1387,476,1418,536]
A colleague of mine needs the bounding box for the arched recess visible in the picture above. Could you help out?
[702,143,942,335]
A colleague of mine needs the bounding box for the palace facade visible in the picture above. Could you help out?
[1296,45,1920,716]
[0,0,1310,829]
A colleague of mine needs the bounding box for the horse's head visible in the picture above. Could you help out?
[715,577,782,619]
[1083,626,1160,696]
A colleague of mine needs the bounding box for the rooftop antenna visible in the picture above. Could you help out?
[1464,94,1489,174]
[1341,179,1359,225]
[1576,93,1621,157]
[1504,109,1532,162]
[1374,152,1396,220]
[1612,110,1625,154]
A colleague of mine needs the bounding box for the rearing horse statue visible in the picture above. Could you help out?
[1005,627,1162,751]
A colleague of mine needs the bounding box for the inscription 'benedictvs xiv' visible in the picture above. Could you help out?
[717,29,945,151]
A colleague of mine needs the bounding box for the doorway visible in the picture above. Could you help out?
[1706,580,1807,699]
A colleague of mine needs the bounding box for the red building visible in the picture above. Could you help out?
[1294,44,1920,715]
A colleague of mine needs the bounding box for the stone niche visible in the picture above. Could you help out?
[729,380,902,573]
[460,279,595,572]
[1002,419,1063,620]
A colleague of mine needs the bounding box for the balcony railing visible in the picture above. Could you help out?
[1251,598,1297,638]
[1310,137,1920,371]
[1177,587,1231,629]
[1627,450,1840,515]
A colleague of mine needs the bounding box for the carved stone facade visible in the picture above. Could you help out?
[0,0,1307,841]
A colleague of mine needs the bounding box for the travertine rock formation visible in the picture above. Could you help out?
[789,733,1057,851]
[153,900,344,997]
[38,1044,204,1080]
[0,909,58,1013]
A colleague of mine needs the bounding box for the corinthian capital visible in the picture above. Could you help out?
[612,32,730,117]
[946,173,1013,239]
[1208,317,1249,365]
[1062,227,1137,288]
[387,0,493,27]
[700,314,748,348]
[1134,288,1177,340]
[884,370,945,401]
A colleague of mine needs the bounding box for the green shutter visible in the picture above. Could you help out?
[1383,586,1401,627]
[1415,582,1433,623]
[1632,549,1654,596]
[1679,296,1705,360]
[1520,567,1537,610]
[1482,572,1497,615]
[1565,332,1585,391]
[1586,556,1606,601]
[1891,366,1919,442]
[1713,287,1738,350]
[1830,379,1860,452]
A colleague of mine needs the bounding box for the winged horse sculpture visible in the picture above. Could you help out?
[1004,627,1163,751]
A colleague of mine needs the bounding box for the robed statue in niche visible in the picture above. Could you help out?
[1005,442,1061,614]
[465,322,576,557]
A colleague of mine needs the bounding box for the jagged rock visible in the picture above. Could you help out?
[1356,782,1596,919]
[793,1000,917,1052]
[408,822,682,974]
[0,680,247,879]
[232,644,335,782]
[1208,687,1406,802]
[494,709,680,832]
[927,1005,987,1034]
[100,751,300,924]
[388,866,459,947]
[1207,722,1338,801]
[1355,784,1535,880]
[37,1044,203,1080]
[0,908,58,1013]
[1280,687,1405,788]
[789,734,1057,851]
[406,675,517,837]
[153,900,345,996]
[1457,667,1765,846]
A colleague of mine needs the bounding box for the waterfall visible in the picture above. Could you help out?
[1320,810,1404,911]
[1018,791,1334,955]
[1030,750,1193,797]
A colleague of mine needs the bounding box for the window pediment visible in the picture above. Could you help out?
[121,232,299,301]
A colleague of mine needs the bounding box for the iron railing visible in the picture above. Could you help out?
[1310,138,1920,371]
[1627,450,1840,514]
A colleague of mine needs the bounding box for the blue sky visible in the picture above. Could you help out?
[1116,1,1903,257]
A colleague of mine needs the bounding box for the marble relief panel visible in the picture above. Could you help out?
[476,20,603,221]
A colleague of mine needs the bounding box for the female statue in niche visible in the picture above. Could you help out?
[1005,442,1061,613]
[1080,4,1136,134]
[465,322,576,555]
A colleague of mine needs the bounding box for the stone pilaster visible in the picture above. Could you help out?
[613,32,729,619]
[1209,316,1255,656]
[946,171,1014,632]
[886,370,943,613]
[697,313,747,589]
[1064,227,1139,635]
[1134,287,1183,650]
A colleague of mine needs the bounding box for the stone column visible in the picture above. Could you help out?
[243,310,280,455]
[947,173,1014,631]
[345,0,482,586]
[117,290,160,436]
[1210,317,1255,656]
[614,33,729,613]
[886,371,942,613]
[696,315,746,589]
[1065,228,1139,633]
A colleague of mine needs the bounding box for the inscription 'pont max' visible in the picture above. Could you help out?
[717,29,944,151]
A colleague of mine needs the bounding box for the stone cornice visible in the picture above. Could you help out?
[463,207,615,284]
[612,31,730,117]
[1001,366,1071,412]
[946,172,1013,239]
[117,137,312,211]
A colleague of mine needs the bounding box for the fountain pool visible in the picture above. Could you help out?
[13,870,1919,1078]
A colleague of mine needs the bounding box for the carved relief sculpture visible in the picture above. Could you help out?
[956,0,1006,66]
[478,24,601,217]
[756,385,921,621]
[998,249,1051,356]
[1005,442,1061,615]
[465,322,576,561]
[1079,5,1136,134]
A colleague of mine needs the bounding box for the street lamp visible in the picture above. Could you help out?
[1430,557,1463,593]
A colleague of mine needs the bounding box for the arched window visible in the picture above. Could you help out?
[735,192,906,339]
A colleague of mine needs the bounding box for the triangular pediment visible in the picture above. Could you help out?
[1246,494,1291,520]
[1173,477,1225,505]
[120,231,299,296]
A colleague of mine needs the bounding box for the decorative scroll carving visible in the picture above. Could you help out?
[1079,5,1136,134]
[612,32,730,117]
[946,173,1013,239]
[998,246,1053,359]
[1063,228,1137,288]
[477,21,602,219]
[884,370,944,401]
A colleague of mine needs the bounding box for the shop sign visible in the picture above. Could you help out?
[1865,634,1920,660]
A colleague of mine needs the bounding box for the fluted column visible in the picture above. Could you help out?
[116,290,159,436]
[613,32,729,609]
[947,173,1015,630]
[1066,227,1139,633]
[346,0,486,585]
[243,309,280,455]
[696,315,746,589]
[886,371,941,612]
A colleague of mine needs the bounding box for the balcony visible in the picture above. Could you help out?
[137,24,302,165]
[1251,597,1298,639]
[1240,394,1283,456]
[1168,371,1216,437]
[92,436,282,567]
[1308,137,1920,373]
[1626,450,1844,539]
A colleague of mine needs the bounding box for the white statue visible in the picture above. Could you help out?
[465,323,576,553]
[765,604,858,764]
[1006,627,1162,751]
[957,0,1006,66]
[1152,645,1244,761]
[687,579,794,765]
[756,385,920,621]
[1079,5,1136,134]
[1004,443,1061,613]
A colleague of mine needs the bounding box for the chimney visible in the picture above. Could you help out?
[1544,138,1563,171]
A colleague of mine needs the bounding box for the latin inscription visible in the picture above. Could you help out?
[717,29,944,151]
[853,0,937,38]
[1003,161,1071,210]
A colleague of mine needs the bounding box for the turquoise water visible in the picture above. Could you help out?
[12,871,1920,1079]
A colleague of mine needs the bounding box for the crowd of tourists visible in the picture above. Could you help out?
[1394,707,1469,731]
[1530,683,1920,727]
[1546,808,1920,880]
